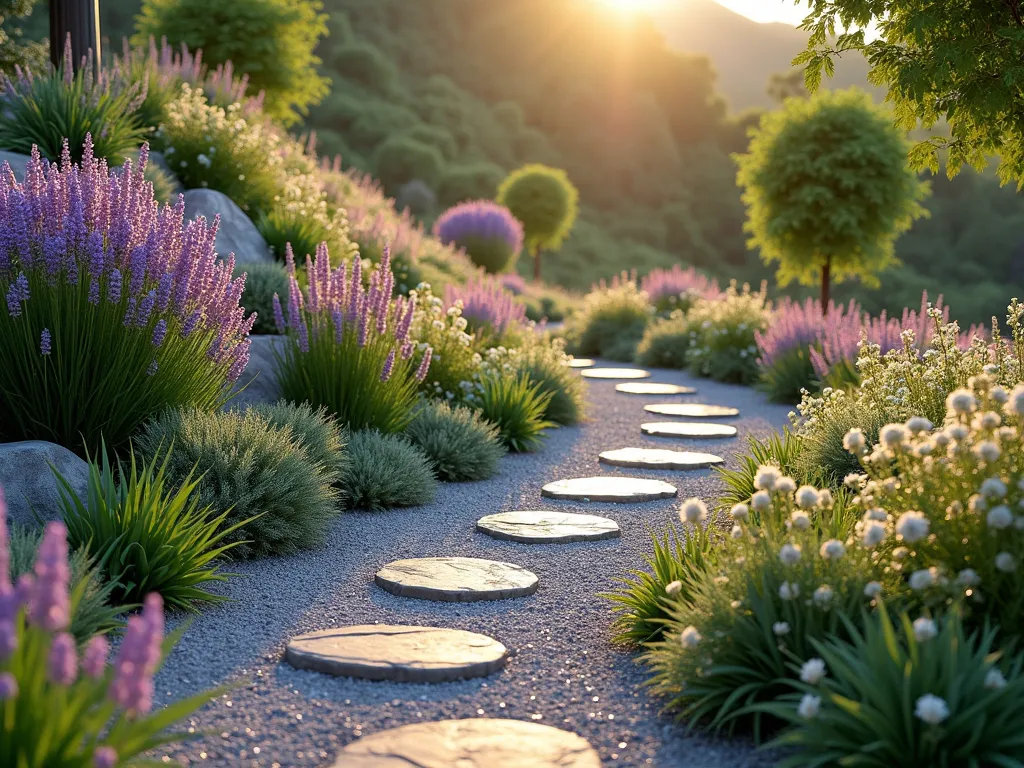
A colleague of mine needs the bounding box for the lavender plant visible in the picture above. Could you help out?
[640,264,720,314]
[0,37,147,165]
[0,140,253,456]
[0,512,220,766]
[444,275,527,340]
[273,245,430,433]
[433,200,524,274]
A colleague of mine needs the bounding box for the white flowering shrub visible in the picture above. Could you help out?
[156,83,283,215]
[564,274,653,362]
[643,480,876,737]
[765,604,1024,767]
[684,281,770,385]
[793,301,1024,487]
[842,374,1024,636]
[407,283,481,404]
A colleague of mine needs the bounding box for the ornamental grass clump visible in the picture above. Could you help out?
[405,402,505,482]
[444,275,527,340]
[433,200,524,274]
[764,605,1024,768]
[480,337,587,426]
[0,512,219,766]
[644,481,876,739]
[565,272,652,362]
[156,83,282,215]
[57,443,246,611]
[475,369,555,452]
[840,373,1024,638]
[0,37,147,165]
[406,282,481,403]
[0,140,253,456]
[273,245,430,433]
[640,264,719,314]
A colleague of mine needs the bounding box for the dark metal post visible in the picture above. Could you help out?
[49,0,102,71]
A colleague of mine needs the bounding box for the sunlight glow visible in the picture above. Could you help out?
[591,0,666,13]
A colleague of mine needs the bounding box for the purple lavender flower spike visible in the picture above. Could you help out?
[40,328,51,356]
[380,348,396,382]
[146,359,158,376]
[107,268,122,304]
[48,631,78,685]
[640,265,720,306]
[272,293,285,334]
[445,276,526,333]
[151,319,167,347]
[82,634,109,679]
[415,347,432,382]
[93,747,118,768]
[27,522,70,632]
[5,282,23,318]
[109,593,164,715]
[0,672,16,700]
[123,297,137,327]
[297,318,309,353]
[136,290,156,327]
[401,340,414,360]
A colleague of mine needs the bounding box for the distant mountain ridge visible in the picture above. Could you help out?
[649,0,876,110]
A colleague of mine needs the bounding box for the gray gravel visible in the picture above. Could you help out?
[151,363,793,767]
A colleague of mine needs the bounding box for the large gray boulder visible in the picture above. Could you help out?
[229,334,284,408]
[0,150,30,182]
[0,441,90,527]
[182,189,273,265]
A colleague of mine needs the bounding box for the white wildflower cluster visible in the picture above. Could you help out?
[842,374,1024,615]
[406,284,481,402]
[681,281,770,380]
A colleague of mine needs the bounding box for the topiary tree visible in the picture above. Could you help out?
[734,88,929,308]
[496,163,579,282]
[133,0,329,125]
[797,1,1024,188]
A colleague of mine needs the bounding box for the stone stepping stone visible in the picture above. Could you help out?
[336,719,602,767]
[541,476,677,502]
[615,381,696,395]
[477,511,620,543]
[375,557,538,602]
[644,403,740,418]
[565,357,595,368]
[580,367,651,380]
[599,447,724,470]
[285,625,507,683]
[641,421,738,439]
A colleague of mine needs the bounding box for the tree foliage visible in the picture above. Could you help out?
[134,0,330,124]
[795,0,1024,188]
[735,88,929,305]
[0,0,46,72]
[497,163,578,281]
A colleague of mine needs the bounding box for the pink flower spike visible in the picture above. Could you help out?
[48,632,78,685]
[93,746,118,768]
[82,635,109,679]
[0,672,17,700]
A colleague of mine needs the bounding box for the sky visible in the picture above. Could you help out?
[712,0,807,24]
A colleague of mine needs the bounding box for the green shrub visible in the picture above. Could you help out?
[476,370,555,452]
[565,275,652,362]
[250,399,347,488]
[484,337,587,425]
[329,41,397,93]
[759,344,818,404]
[135,0,330,124]
[257,204,351,264]
[8,524,120,644]
[0,44,146,164]
[274,251,425,433]
[644,486,875,739]
[764,606,1024,768]
[437,162,505,207]
[603,524,718,646]
[57,443,246,610]
[156,84,282,215]
[405,402,505,482]
[792,388,887,488]
[135,406,341,559]
[395,179,437,217]
[496,163,579,281]
[372,135,445,193]
[406,283,482,404]
[684,282,771,385]
[345,429,437,510]
[144,157,181,204]
[635,312,689,369]
[235,262,290,335]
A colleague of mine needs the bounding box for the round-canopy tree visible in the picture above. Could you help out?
[496,164,578,282]
[734,88,929,308]
[133,0,329,125]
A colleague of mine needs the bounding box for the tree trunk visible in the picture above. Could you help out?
[533,247,542,283]
[49,0,101,72]
[821,255,831,314]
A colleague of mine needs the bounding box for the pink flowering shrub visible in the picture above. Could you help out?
[0,488,218,766]
[444,275,527,337]
[0,139,253,456]
[273,244,430,433]
[640,264,720,314]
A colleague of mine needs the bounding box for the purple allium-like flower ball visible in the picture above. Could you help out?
[433,201,524,273]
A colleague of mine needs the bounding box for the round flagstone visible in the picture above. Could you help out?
[580,367,651,380]
[336,718,602,767]
[541,475,677,502]
[285,625,508,683]
[644,403,740,418]
[477,511,620,543]
[565,357,595,368]
[375,557,538,602]
[599,447,724,470]
[641,421,738,439]
[615,381,696,395]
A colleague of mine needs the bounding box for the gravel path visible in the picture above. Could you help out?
[153,363,792,767]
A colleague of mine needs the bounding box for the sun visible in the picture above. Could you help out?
[590,0,664,13]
